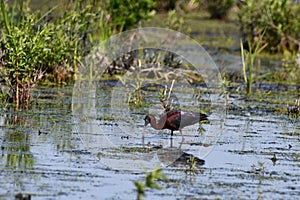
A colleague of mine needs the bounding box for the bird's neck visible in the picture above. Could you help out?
[149,114,165,130]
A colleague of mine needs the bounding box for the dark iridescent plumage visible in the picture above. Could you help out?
[144,110,208,137]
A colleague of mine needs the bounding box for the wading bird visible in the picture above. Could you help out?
[144,110,208,139]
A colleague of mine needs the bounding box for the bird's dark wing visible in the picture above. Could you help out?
[178,111,208,128]
[163,110,208,130]
[165,110,181,130]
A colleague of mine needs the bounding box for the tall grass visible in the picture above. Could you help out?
[0,0,110,107]
[239,0,300,54]
[0,0,157,108]
[240,31,268,95]
[0,1,58,107]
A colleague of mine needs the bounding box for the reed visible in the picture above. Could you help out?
[240,30,267,95]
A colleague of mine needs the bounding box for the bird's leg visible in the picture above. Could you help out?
[168,130,174,148]
[179,129,185,141]
[142,126,146,146]
[179,129,185,149]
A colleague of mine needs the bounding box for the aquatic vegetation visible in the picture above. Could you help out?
[280,54,300,83]
[280,132,300,136]
[185,155,197,175]
[240,31,267,95]
[107,0,156,32]
[287,98,300,117]
[238,0,300,54]
[121,145,163,153]
[107,49,194,107]
[0,1,54,107]
[166,10,185,32]
[127,79,145,107]
[221,73,232,105]
[0,0,97,107]
[114,75,147,107]
[0,0,158,107]
[247,161,265,176]
[133,168,166,200]
[159,80,175,112]
[202,0,235,19]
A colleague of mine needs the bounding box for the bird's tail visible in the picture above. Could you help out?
[199,113,209,122]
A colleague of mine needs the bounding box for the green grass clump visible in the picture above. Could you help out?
[0,1,94,107]
[241,30,267,95]
[0,0,157,108]
[239,0,300,54]
[133,168,166,200]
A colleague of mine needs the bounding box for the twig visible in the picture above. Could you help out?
[161,80,175,112]
[167,79,175,102]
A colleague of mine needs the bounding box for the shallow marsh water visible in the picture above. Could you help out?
[0,5,299,199]
[0,78,299,199]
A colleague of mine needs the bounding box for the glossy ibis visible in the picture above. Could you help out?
[144,110,208,138]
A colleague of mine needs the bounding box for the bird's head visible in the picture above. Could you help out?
[144,115,151,127]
